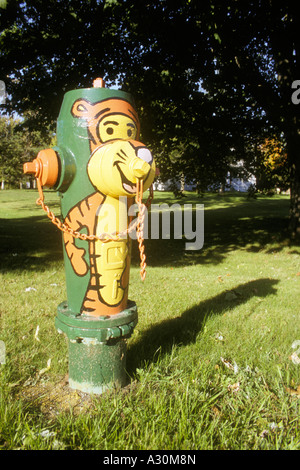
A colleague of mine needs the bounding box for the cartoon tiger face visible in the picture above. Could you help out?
[71,97,140,153]
[71,97,155,198]
[87,139,155,198]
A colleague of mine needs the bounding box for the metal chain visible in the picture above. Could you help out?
[35,177,153,279]
[136,178,147,281]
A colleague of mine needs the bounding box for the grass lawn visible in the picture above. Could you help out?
[0,189,299,450]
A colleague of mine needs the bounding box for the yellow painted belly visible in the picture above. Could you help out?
[94,238,128,306]
[94,196,130,306]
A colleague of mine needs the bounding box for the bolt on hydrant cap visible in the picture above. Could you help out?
[23,160,39,176]
[93,78,106,88]
[130,158,151,178]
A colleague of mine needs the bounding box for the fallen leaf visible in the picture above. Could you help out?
[211,406,222,417]
[228,382,240,393]
[220,357,239,374]
[221,357,233,369]
[215,333,224,341]
[285,385,300,397]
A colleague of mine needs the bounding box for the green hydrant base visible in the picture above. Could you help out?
[55,300,138,395]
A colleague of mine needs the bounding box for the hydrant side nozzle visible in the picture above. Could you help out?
[23,148,60,188]
[37,149,60,188]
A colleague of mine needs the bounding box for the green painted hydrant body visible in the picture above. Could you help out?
[56,300,138,394]
[24,78,156,394]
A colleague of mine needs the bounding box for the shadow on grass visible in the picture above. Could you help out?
[0,215,63,272]
[0,194,295,273]
[126,278,279,375]
[131,196,293,268]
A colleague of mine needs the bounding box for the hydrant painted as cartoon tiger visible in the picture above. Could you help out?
[23,79,156,394]
[64,98,155,316]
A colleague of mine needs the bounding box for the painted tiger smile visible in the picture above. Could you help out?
[114,161,137,193]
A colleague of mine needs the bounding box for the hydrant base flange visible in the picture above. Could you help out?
[55,300,138,395]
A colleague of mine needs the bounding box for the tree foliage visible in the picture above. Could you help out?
[256,136,289,192]
[0,115,52,186]
[0,0,299,234]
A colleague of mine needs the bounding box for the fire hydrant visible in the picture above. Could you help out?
[24,78,156,394]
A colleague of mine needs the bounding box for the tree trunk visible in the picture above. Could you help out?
[180,174,185,192]
[289,165,300,239]
[287,130,300,239]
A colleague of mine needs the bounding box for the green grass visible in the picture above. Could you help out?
[0,189,299,450]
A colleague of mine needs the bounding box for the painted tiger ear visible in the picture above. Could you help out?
[71,99,93,118]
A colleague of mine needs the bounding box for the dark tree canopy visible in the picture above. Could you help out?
[1,0,299,235]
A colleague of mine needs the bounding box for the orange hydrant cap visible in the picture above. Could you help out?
[23,148,59,188]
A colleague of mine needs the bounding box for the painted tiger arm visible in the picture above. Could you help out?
[63,192,104,276]
[63,201,90,276]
